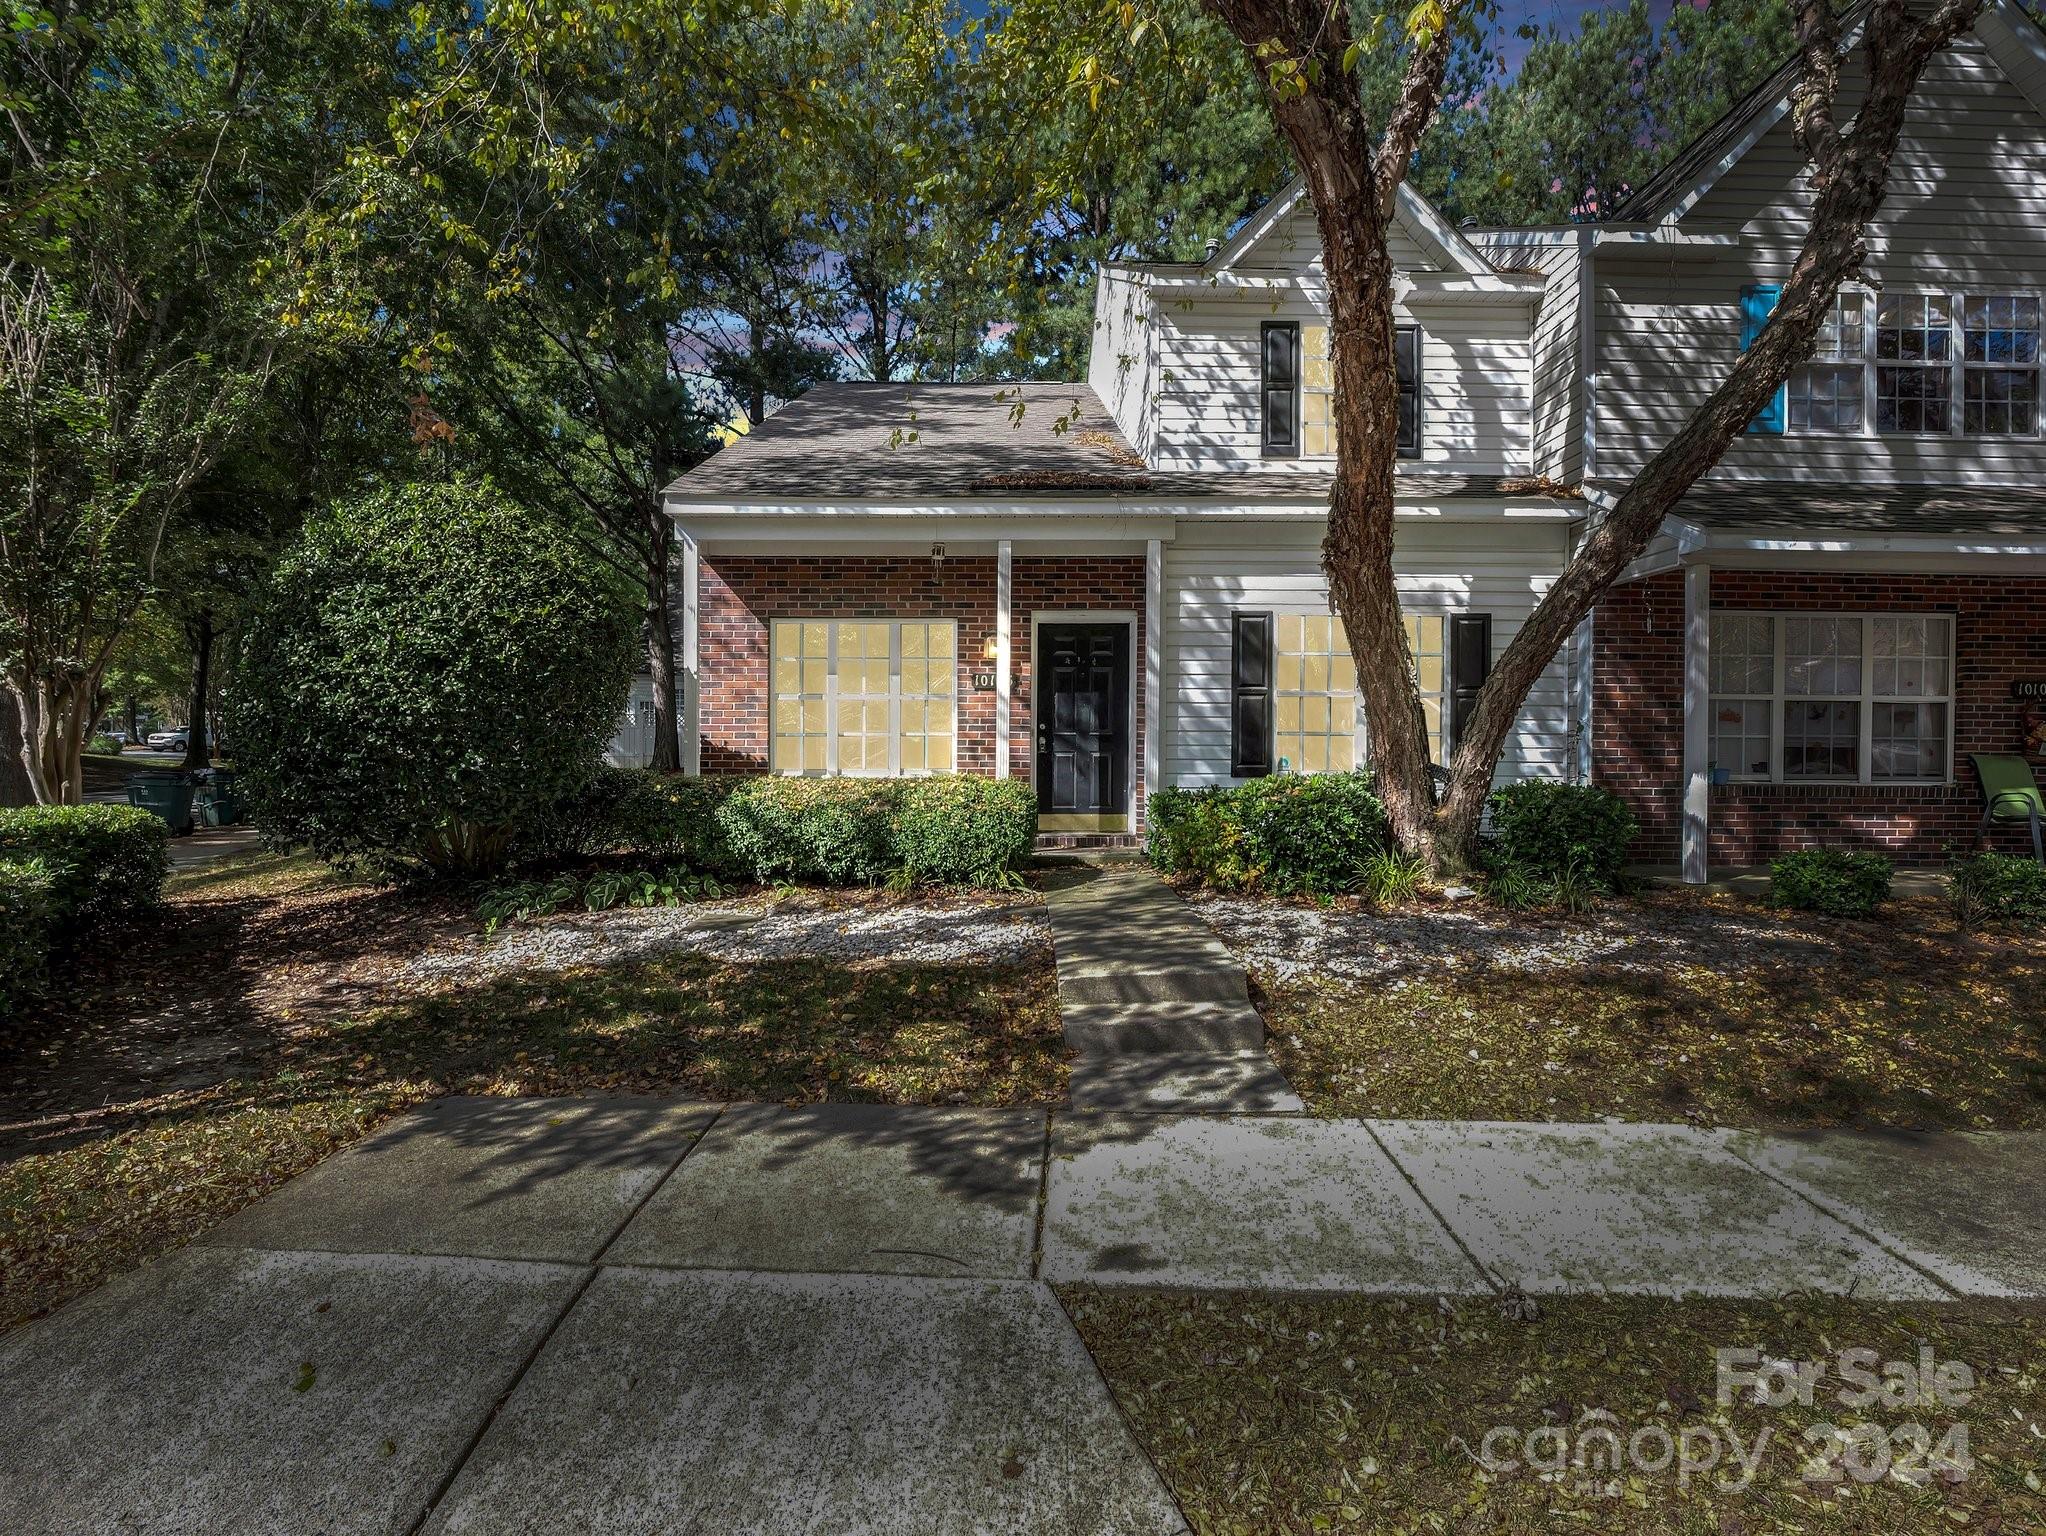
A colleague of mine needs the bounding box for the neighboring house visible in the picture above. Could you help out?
[662,0,2046,877]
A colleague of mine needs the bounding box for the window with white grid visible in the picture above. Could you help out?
[770,619,958,776]
[1789,290,1866,433]
[1708,613,1775,780]
[1274,612,1358,773]
[1961,295,2041,436]
[1704,613,1952,785]
[1876,294,1953,435]
[1405,614,1447,761]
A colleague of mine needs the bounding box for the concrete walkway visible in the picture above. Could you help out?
[6,1097,2043,1533]
[1041,864,1301,1112]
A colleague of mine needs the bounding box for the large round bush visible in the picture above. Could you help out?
[231,481,637,875]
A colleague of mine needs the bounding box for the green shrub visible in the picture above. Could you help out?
[1484,780,1637,890]
[229,480,638,877]
[717,776,900,885]
[88,733,124,755]
[520,771,1032,889]
[892,777,1036,885]
[519,767,744,874]
[1947,852,2046,926]
[0,856,56,1021]
[1769,848,1893,918]
[0,804,170,929]
[1147,771,1388,896]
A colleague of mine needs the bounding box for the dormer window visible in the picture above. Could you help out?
[1264,322,1423,459]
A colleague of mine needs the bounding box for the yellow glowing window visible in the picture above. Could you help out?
[1274,611,1358,773]
[770,619,957,776]
[897,621,956,773]
[1405,614,1446,761]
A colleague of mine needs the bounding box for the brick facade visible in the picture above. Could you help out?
[695,553,1150,821]
[1593,569,2046,865]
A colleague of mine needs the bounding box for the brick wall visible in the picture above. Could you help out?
[694,553,1151,821]
[1593,569,2046,865]
[1008,556,1148,809]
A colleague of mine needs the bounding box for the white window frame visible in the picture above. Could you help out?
[1788,287,2044,442]
[769,618,958,777]
[1706,610,1956,786]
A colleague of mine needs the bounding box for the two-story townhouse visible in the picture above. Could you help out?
[660,0,2046,877]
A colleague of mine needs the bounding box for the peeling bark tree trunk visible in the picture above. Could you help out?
[1208,0,1985,874]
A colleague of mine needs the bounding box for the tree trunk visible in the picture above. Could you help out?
[0,690,31,808]
[1209,0,1983,877]
[182,608,215,771]
[642,509,682,773]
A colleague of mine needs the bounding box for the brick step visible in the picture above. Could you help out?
[1032,831,1144,852]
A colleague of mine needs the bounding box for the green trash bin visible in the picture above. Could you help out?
[126,770,196,835]
[194,768,242,827]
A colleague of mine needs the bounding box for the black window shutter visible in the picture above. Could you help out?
[1261,323,1299,457]
[1231,611,1275,777]
[1396,325,1422,458]
[1448,613,1492,753]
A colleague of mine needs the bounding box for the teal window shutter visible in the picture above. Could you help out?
[1740,283,1786,434]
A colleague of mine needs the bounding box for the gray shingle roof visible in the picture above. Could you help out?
[665,382,1147,503]
[665,382,1581,507]
[1666,480,2046,537]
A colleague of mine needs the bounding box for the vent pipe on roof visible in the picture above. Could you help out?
[1203,237,1221,260]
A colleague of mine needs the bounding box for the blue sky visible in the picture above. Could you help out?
[1493,0,1695,72]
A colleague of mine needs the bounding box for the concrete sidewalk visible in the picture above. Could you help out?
[5,1096,2042,1534]
[1042,864,1301,1112]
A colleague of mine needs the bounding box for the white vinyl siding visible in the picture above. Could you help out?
[1150,303,1532,474]
[1595,38,2046,486]
[1162,519,1572,787]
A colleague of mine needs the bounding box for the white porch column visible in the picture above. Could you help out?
[1144,537,1163,804]
[680,532,701,777]
[1681,561,1711,884]
[994,538,1012,779]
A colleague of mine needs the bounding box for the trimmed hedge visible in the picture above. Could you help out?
[530,770,1037,888]
[0,804,171,930]
[0,856,56,1021]
[1148,772,1388,896]
[1770,848,1892,918]
[1483,780,1637,890]
[1948,851,2046,924]
[230,480,638,876]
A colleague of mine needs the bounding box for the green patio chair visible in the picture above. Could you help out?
[1970,753,2044,862]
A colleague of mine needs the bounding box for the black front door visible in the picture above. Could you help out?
[1036,622,1130,815]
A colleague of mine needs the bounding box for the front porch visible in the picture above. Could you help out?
[1594,512,2046,881]
[673,523,1166,834]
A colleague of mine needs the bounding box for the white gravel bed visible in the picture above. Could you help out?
[397,895,1052,987]
[1188,891,1853,985]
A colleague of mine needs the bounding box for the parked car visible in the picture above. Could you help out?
[146,728,189,753]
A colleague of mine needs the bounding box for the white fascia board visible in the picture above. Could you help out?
[1655,13,1867,226]
[1978,0,2046,121]
[1207,174,1500,279]
[1592,227,1742,255]
[1691,528,2046,564]
[1208,178,1307,271]
[1151,270,1542,304]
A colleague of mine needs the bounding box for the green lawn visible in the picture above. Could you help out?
[1066,1288,2046,1536]
[0,853,1063,1329]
